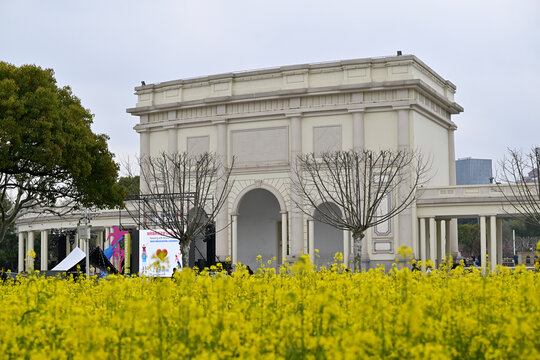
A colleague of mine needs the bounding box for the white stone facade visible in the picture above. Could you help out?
[127,55,463,269]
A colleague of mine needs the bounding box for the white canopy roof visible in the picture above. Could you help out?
[51,247,86,271]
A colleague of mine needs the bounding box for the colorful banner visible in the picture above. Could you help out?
[139,230,181,277]
[105,226,129,272]
[124,233,131,274]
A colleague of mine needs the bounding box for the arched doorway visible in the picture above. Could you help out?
[314,202,343,267]
[237,188,282,271]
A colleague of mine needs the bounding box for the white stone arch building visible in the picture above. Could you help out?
[127,54,463,269]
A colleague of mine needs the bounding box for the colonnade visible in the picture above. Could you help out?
[16,227,118,273]
[418,216,502,271]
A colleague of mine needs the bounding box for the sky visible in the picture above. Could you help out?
[1,0,539,174]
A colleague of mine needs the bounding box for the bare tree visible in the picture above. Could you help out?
[294,149,430,272]
[125,152,233,268]
[498,148,540,226]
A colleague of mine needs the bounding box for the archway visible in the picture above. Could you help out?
[314,202,343,267]
[237,188,282,271]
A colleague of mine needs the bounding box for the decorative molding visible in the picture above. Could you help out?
[373,195,392,237]
[128,78,457,115]
[230,164,291,175]
[229,178,290,215]
[373,240,393,253]
[411,62,447,90]
[416,90,451,120]
[132,80,461,135]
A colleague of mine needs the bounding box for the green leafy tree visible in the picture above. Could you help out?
[457,222,480,258]
[0,62,126,243]
[118,175,140,196]
[0,225,17,271]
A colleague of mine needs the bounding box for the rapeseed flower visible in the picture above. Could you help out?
[0,255,538,359]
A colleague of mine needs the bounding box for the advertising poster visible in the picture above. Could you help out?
[139,230,181,277]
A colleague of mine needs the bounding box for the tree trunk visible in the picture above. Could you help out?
[352,232,365,272]
[180,241,190,269]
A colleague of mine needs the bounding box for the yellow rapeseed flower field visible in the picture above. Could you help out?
[0,255,538,359]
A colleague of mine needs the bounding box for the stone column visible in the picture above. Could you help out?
[439,220,446,264]
[308,220,315,263]
[66,233,71,255]
[26,231,34,272]
[343,230,350,267]
[281,211,288,264]
[429,218,436,266]
[97,231,104,250]
[480,216,487,268]
[445,220,452,256]
[419,218,427,271]
[351,110,365,151]
[436,220,442,265]
[496,218,503,266]
[490,216,497,271]
[104,227,111,248]
[231,215,238,264]
[215,120,229,259]
[289,115,303,258]
[18,232,25,273]
[40,230,48,271]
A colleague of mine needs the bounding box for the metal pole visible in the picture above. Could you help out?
[85,208,89,280]
[86,237,90,280]
[513,229,516,256]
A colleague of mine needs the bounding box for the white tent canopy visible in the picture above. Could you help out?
[51,247,86,271]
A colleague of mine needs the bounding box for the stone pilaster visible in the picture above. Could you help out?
[18,232,25,273]
[166,126,178,154]
[40,230,48,271]
[351,110,365,151]
[289,115,303,258]
[215,120,229,259]
[26,231,34,271]
[396,107,413,251]
[139,129,150,193]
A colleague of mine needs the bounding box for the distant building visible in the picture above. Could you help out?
[456,158,492,185]
[524,169,539,183]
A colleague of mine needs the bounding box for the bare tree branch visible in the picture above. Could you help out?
[497,147,540,225]
[293,149,430,271]
[124,152,234,267]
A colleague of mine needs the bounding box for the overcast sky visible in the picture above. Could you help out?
[1,0,539,174]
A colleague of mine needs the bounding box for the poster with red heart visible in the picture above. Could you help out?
[139,230,181,277]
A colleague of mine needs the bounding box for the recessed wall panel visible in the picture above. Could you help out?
[231,127,289,165]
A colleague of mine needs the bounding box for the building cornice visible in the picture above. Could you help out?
[128,79,462,117]
[133,55,454,92]
[132,79,460,133]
